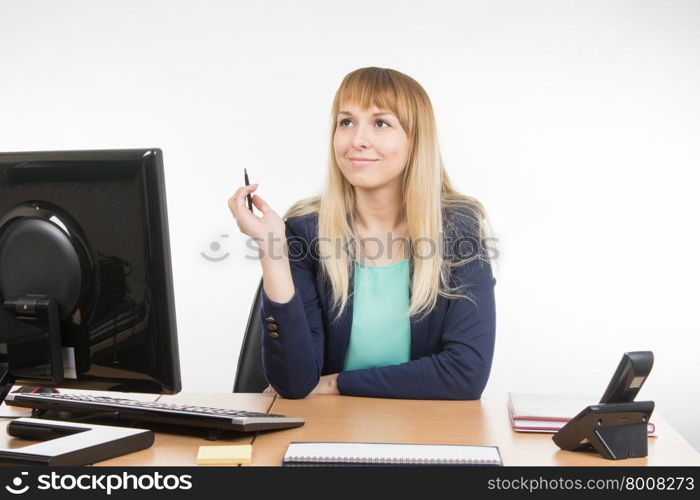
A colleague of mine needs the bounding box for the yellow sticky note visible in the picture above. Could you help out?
[196,445,252,465]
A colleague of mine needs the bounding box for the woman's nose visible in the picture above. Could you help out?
[351,126,371,149]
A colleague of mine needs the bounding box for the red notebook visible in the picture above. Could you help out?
[507,392,656,435]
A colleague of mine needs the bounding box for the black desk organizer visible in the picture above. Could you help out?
[0,417,153,466]
[553,400,655,460]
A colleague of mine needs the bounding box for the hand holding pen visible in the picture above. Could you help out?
[227,169,287,255]
[229,171,295,304]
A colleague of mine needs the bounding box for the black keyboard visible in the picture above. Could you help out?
[4,392,304,433]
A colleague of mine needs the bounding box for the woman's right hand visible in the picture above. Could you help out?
[228,184,287,258]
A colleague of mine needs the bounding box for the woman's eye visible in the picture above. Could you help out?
[337,118,390,127]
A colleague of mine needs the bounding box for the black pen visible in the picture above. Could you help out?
[244,168,253,212]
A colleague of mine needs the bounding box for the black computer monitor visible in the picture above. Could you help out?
[0,149,181,401]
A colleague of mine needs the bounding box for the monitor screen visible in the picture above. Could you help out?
[0,149,180,394]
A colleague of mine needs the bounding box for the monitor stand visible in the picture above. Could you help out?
[1,293,156,465]
[0,417,154,466]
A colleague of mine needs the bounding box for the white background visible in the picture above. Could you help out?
[1,0,698,453]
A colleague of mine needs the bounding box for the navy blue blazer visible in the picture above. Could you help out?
[259,209,496,400]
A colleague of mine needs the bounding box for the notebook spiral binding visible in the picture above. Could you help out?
[282,442,504,466]
[285,455,500,465]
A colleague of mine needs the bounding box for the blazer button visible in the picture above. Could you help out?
[267,323,278,331]
[265,315,275,322]
[269,332,280,339]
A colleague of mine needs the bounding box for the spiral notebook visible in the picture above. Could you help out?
[282,442,503,466]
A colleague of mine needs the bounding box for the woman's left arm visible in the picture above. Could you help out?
[336,257,496,400]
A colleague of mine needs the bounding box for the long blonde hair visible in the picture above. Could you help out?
[284,67,491,321]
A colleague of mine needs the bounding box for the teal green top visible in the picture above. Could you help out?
[343,258,411,371]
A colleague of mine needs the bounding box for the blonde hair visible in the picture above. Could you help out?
[284,67,492,321]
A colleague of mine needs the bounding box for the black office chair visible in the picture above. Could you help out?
[233,278,269,392]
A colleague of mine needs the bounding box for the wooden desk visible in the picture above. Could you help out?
[2,393,698,466]
[250,393,700,466]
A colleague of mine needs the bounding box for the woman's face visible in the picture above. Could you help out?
[333,104,410,191]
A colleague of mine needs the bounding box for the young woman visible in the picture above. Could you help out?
[229,67,496,400]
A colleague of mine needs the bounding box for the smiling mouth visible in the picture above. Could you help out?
[349,159,378,166]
